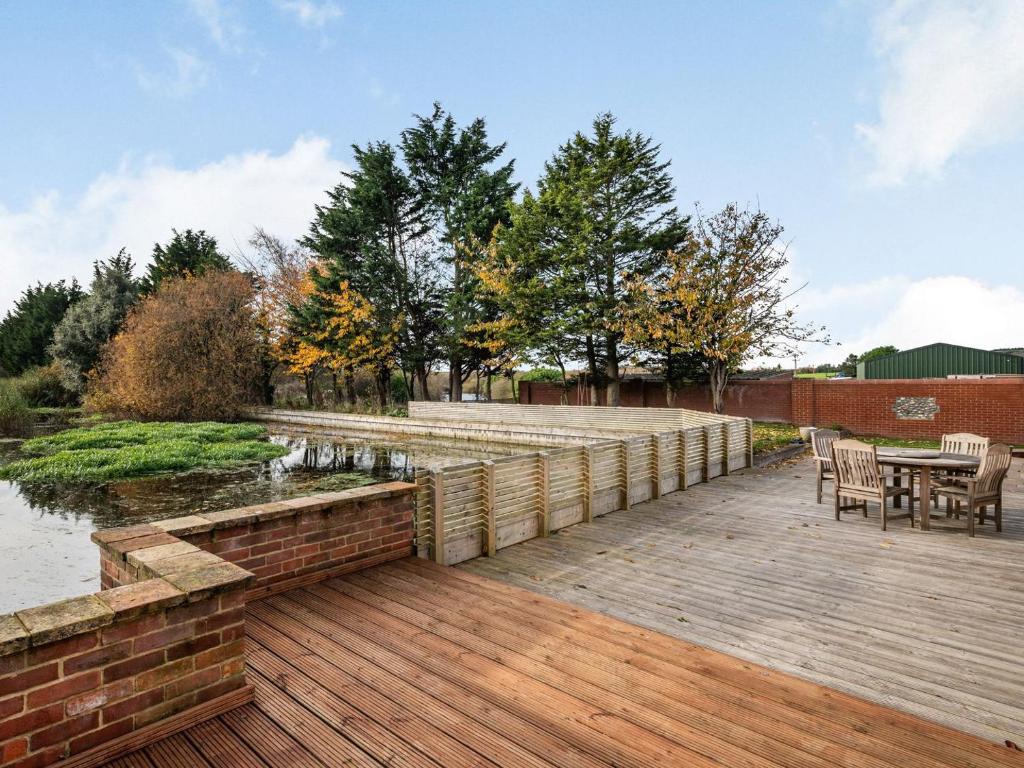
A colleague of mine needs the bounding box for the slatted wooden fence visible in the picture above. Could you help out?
[416,417,753,565]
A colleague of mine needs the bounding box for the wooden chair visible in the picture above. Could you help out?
[830,439,913,530]
[933,444,1012,536]
[811,429,840,504]
[936,433,989,515]
[941,433,989,459]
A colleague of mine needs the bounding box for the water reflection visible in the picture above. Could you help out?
[0,429,517,611]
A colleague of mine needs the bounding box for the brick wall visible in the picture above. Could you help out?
[520,378,1024,443]
[161,482,415,598]
[799,378,1024,444]
[0,577,247,768]
[1,481,416,768]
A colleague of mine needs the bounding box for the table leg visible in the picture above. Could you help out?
[893,472,902,508]
[918,466,930,530]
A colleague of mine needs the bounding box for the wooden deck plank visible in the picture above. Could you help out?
[102,489,1024,768]
[458,456,1024,751]
[247,600,608,768]
[346,567,894,768]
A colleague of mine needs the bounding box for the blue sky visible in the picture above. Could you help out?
[2,0,1022,365]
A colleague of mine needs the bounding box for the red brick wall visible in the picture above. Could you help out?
[170,482,415,595]
[0,583,245,768]
[800,378,1024,444]
[2,482,416,768]
[520,378,1024,443]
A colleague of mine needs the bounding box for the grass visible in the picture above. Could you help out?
[794,372,841,379]
[859,436,940,450]
[753,422,802,455]
[0,420,289,483]
[753,422,944,454]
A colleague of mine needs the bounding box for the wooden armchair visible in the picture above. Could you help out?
[933,444,1012,536]
[811,429,840,504]
[830,439,913,530]
[937,433,990,515]
[941,433,990,459]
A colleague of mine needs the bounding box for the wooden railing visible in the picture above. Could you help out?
[416,417,752,565]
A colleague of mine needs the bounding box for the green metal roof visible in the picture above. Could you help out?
[859,343,1024,379]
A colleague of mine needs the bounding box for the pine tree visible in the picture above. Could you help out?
[401,103,518,401]
[495,114,687,405]
[0,280,83,376]
[144,229,233,292]
[303,141,441,405]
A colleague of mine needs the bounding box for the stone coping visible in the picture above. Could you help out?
[1,481,415,659]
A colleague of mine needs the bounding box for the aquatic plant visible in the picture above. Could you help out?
[0,420,288,483]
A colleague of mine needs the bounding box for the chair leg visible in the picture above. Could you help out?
[880,493,887,531]
[833,487,840,521]
[908,474,915,527]
[979,505,986,525]
[967,493,976,537]
[816,465,823,504]
[995,499,1002,533]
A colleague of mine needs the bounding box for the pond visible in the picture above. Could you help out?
[0,428,517,613]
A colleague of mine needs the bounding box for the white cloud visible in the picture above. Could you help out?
[186,0,246,51]
[135,47,209,98]
[275,0,343,28]
[0,137,346,313]
[776,275,1024,366]
[841,275,1024,351]
[857,0,1024,185]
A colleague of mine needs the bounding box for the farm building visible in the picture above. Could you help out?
[857,342,1024,379]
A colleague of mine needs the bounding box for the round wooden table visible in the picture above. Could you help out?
[875,448,980,530]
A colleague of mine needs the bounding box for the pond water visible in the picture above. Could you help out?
[0,428,517,613]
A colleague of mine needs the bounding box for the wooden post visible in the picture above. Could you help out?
[622,440,632,510]
[538,452,550,536]
[678,430,688,491]
[746,418,755,468]
[432,470,445,565]
[651,435,661,499]
[483,460,496,556]
[703,426,712,482]
[583,446,594,523]
[722,422,731,476]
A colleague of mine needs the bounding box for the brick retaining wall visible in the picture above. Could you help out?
[1,482,415,768]
[520,378,1024,443]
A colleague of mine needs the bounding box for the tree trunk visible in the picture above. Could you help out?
[709,362,727,414]
[303,371,315,406]
[485,373,492,402]
[415,364,430,401]
[584,335,600,406]
[375,366,390,411]
[605,337,620,407]
[344,368,357,408]
[449,360,463,402]
[331,372,340,407]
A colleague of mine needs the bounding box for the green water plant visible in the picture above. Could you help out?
[0,420,288,483]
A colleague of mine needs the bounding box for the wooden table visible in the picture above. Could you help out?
[876,448,980,530]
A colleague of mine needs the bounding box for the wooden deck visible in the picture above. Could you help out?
[463,455,1024,749]
[104,555,1023,767]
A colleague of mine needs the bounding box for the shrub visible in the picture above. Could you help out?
[15,362,78,407]
[518,367,570,384]
[88,272,262,421]
[0,379,32,436]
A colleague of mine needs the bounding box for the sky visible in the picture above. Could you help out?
[1,0,1022,367]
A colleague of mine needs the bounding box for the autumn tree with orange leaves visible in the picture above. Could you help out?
[619,204,827,412]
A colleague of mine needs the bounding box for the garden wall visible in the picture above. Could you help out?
[520,377,1024,444]
[1,482,415,768]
